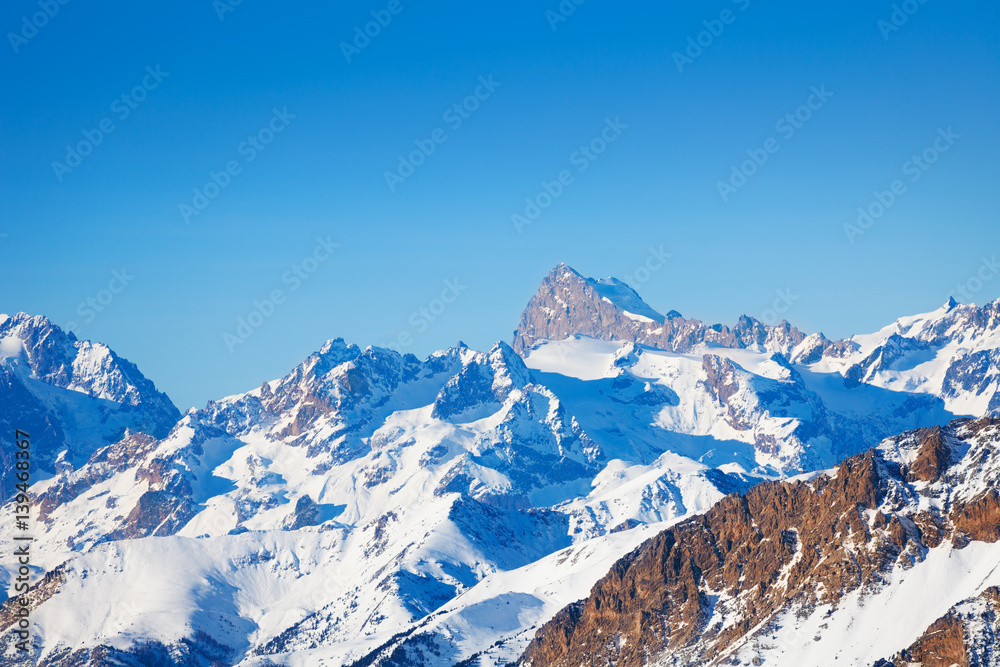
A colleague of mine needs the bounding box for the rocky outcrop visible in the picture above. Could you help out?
[512,265,820,358]
[36,431,159,522]
[514,267,1000,420]
[952,489,1000,543]
[0,313,180,497]
[518,417,1000,667]
[879,586,1000,667]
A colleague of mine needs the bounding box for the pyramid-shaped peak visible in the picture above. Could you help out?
[547,263,586,282]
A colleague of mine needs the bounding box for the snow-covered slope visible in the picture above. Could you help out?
[0,338,746,665]
[812,297,1000,417]
[520,417,1000,667]
[525,336,952,474]
[2,264,999,666]
[0,313,179,497]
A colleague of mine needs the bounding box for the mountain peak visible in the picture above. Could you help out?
[0,312,180,497]
[548,262,586,282]
[513,266,814,358]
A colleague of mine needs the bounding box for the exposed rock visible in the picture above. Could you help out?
[512,265,820,358]
[952,489,1000,543]
[880,585,1000,667]
[518,418,1000,667]
[0,313,179,497]
[909,426,952,483]
[285,494,323,530]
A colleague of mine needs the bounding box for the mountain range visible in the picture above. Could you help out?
[1,264,998,666]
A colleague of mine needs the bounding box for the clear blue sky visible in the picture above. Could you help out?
[3,0,999,410]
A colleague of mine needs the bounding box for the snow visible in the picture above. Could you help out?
[0,335,24,360]
[804,300,1000,417]
[524,335,952,475]
[590,277,664,323]
[338,519,684,667]
[729,540,1000,666]
[4,294,1000,665]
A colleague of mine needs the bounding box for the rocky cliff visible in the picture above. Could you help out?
[519,417,1000,666]
[512,264,820,359]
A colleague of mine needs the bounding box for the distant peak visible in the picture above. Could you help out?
[945,296,959,310]
[2,312,58,331]
[0,312,83,347]
[318,337,350,354]
[547,263,586,281]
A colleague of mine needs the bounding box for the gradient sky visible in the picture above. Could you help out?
[3,0,999,410]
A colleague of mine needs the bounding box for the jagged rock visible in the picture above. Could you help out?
[512,264,821,358]
[518,417,1000,667]
[0,313,179,497]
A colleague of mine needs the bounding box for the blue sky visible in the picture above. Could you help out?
[3,0,999,409]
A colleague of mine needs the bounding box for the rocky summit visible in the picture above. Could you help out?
[1,266,999,666]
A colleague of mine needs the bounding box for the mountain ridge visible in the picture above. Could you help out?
[1,264,999,666]
[518,416,1000,667]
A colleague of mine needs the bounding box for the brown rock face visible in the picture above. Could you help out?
[520,453,892,666]
[952,489,1000,543]
[512,265,815,358]
[518,418,1000,667]
[892,615,969,667]
[909,426,951,482]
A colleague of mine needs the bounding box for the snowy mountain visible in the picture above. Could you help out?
[512,264,826,360]
[519,416,1000,667]
[0,313,179,497]
[515,265,1000,419]
[815,296,1000,417]
[0,336,749,665]
[522,336,951,476]
[0,265,998,666]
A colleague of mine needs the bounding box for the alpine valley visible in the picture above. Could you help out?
[2,264,999,666]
